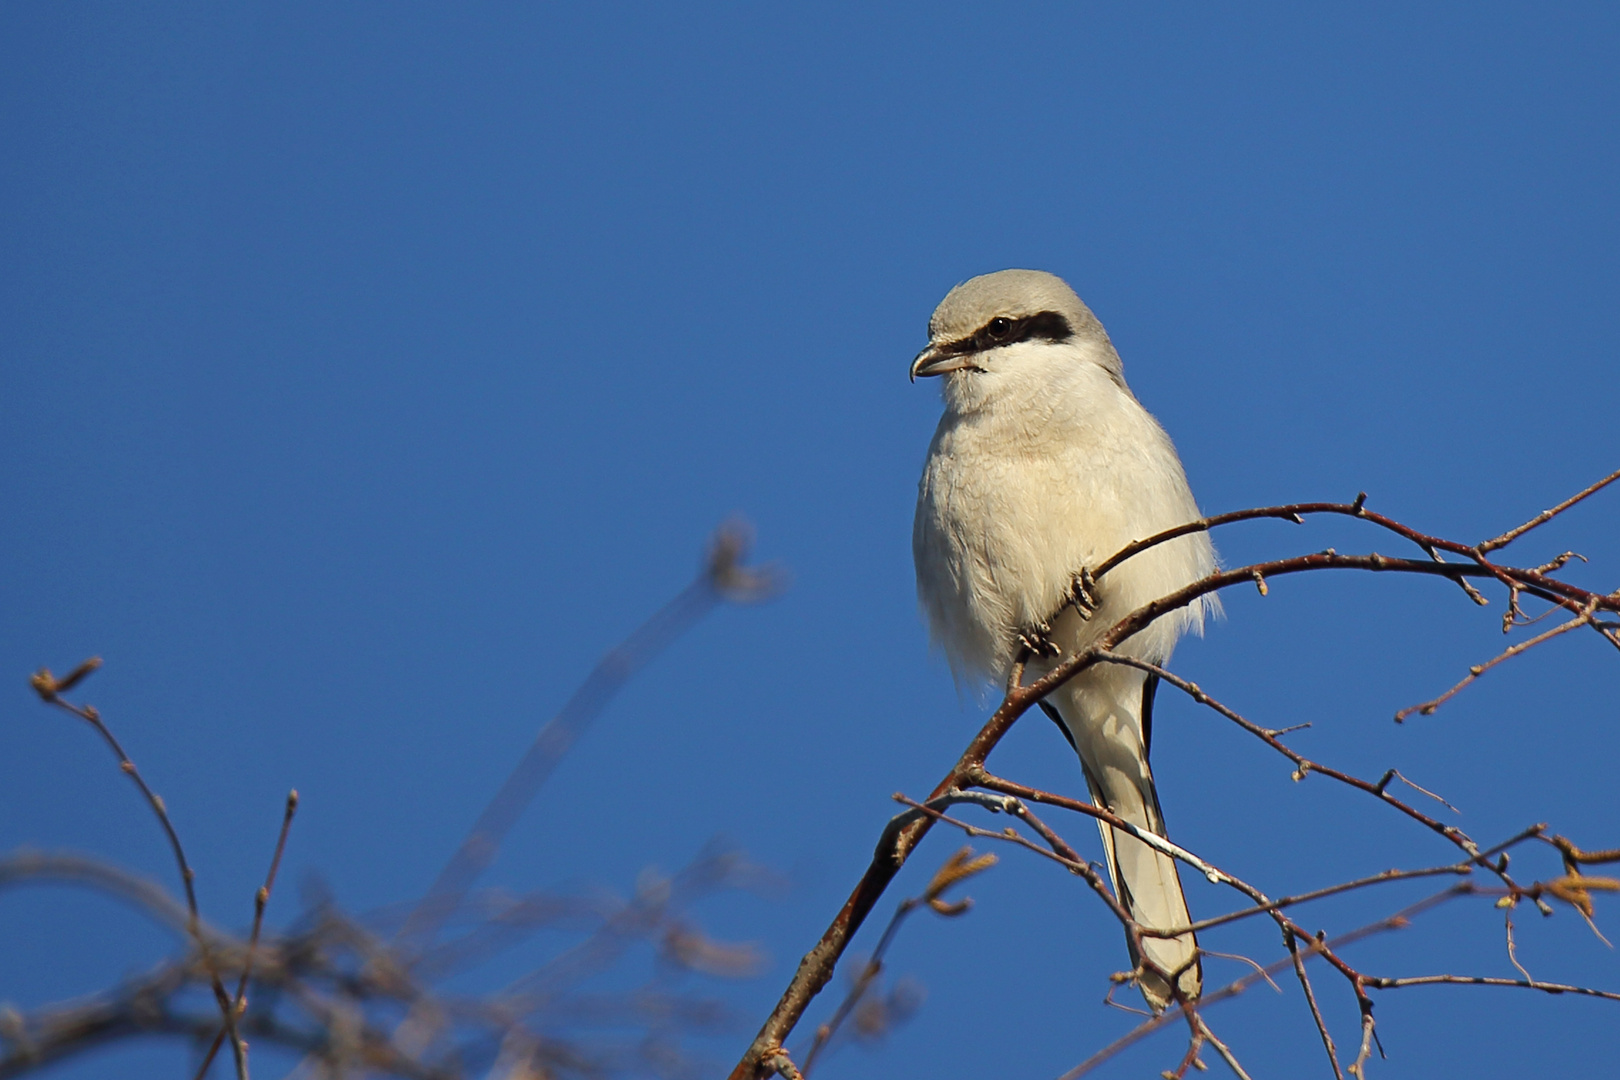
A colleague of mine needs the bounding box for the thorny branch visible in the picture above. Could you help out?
[730,470,1620,1080]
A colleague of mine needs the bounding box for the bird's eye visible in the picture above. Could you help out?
[986,317,1012,340]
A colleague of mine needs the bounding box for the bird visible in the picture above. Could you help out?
[910,269,1217,1010]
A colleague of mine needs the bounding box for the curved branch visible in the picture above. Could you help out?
[0,851,204,939]
[26,666,247,1077]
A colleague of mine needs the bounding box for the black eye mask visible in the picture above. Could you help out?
[934,310,1074,358]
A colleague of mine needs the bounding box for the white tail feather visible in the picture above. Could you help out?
[1049,669,1200,1010]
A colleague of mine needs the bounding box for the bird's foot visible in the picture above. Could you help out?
[1068,567,1100,621]
[1017,619,1062,658]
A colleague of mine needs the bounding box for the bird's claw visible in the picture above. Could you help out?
[1017,620,1062,658]
[1068,568,1099,620]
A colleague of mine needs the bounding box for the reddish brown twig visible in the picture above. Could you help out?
[1087,653,1521,889]
[891,792,1132,927]
[1395,600,1599,720]
[1286,928,1344,1080]
[1364,973,1620,1001]
[896,789,1550,1080]
[1056,888,1469,1079]
[1477,467,1620,553]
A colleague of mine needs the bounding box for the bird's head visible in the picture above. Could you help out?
[909,269,1123,409]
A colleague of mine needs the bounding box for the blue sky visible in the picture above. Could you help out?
[3,3,1618,1077]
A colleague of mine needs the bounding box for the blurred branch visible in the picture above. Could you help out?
[192,790,299,1080]
[29,659,248,1077]
[0,851,200,938]
[4,785,769,1080]
[11,473,1619,1077]
[799,847,992,1076]
[398,520,783,952]
[6,523,784,1080]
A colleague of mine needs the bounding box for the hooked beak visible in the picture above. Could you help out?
[909,345,977,382]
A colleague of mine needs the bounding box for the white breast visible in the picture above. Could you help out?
[913,348,1216,686]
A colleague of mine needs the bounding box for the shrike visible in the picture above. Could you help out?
[910,269,1216,1009]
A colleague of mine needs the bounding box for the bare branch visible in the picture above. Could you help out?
[1285,930,1344,1080]
[1364,974,1620,1001]
[400,522,782,952]
[1194,1015,1254,1080]
[1057,888,1470,1079]
[1088,654,1517,886]
[1395,601,1599,721]
[732,473,1620,1079]
[1477,467,1620,553]
[9,524,786,1080]
[192,790,300,1080]
[0,852,199,937]
[800,844,991,1075]
[29,662,248,1078]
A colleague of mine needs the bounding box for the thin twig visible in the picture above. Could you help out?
[1087,654,1519,889]
[29,661,248,1079]
[1376,770,1460,815]
[1286,930,1344,1080]
[1171,818,1545,938]
[1365,974,1620,1001]
[1194,1014,1254,1080]
[1503,907,1534,985]
[0,851,201,936]
[1478,468,1620,553]
[891,794,1129,923]
[800,843,992,1075]
[1395,603,1598,720]
[1056,889,1468,1079]
[192,790,300,1079]
[1177,864,1473,937]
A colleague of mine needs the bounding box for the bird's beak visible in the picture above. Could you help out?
[909,345,972,381]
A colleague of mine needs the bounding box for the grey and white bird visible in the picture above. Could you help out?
[910,269,1216,1009]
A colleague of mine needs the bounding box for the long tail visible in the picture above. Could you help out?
[1044,669,1200,1010]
